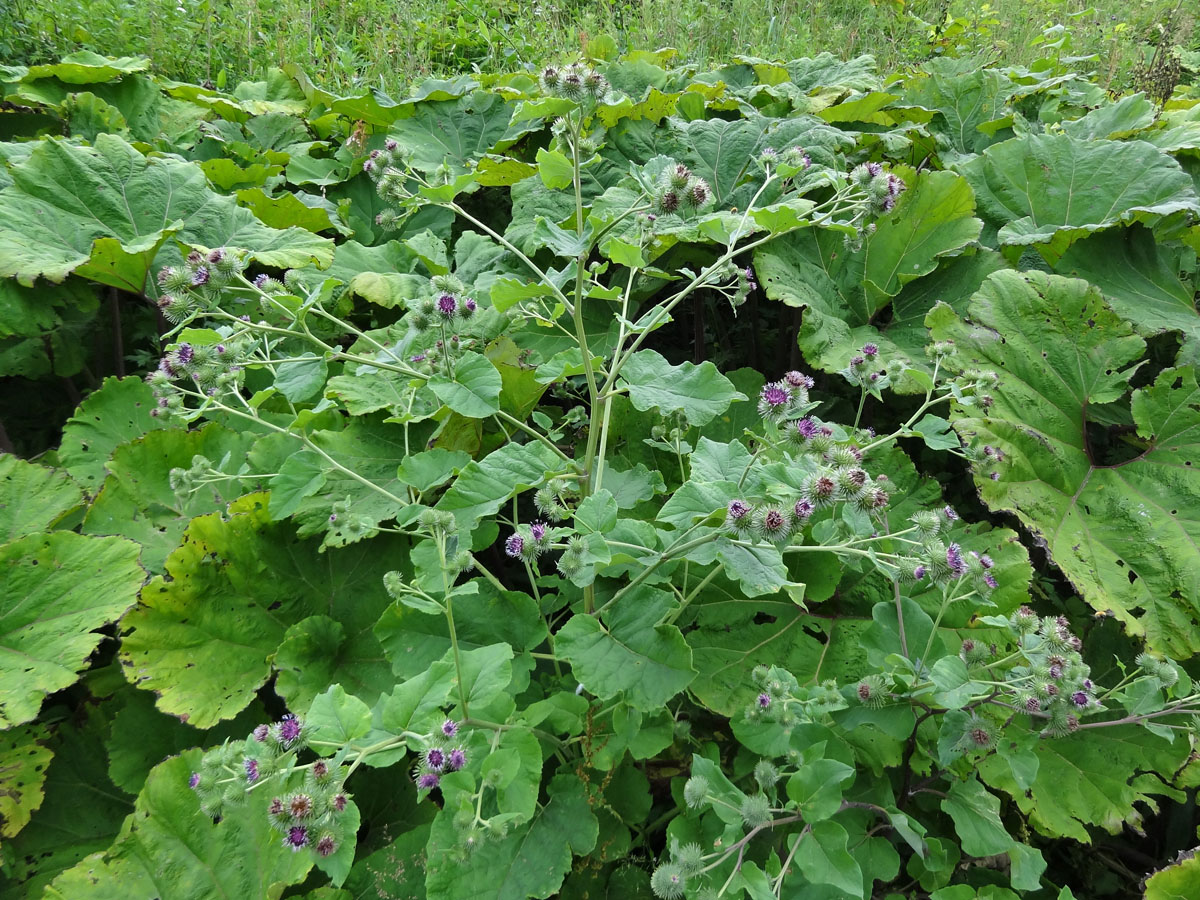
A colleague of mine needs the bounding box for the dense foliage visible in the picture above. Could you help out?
[1,41,1199,900]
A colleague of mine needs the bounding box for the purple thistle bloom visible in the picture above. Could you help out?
[253,273,269,288]
[362,158,375,174]
[385,138,399,152]
[530,521,548,542]
[757,692,771,709]
[410,353,426,363]
[192,266,210,286]
[795,417,819,439]
[990,472,1001,481]
[850,355,865,368]
[760,382,790,408]
[979,554,994,569]
[417,773,440,790]
[447,748,466,772]
[436,293,457,318]
[1083,679,1093,691]
[1049,663,1063,679]
[331,793,348,812]
[253,724,269,742]
[244,758,259,784]
[316,834,337,857]
[463,298,477,313]
[913,565,927,581]
[1025,696,1041,713]
[946,543,967,576]
[943,505,958,521]
[862,343,879,358]
[426,748,446,771]
[278,715,302,745]
[441,719,459,738]
[1071,691,1089,708]
[189,772,201,789]
[504,533,524,558]
[794,499,814,521]
[983,572,998,589]
[866,162,883,177]
[284,825,309,851]
[207,249,225,264]
[784,370,814,389]
[176,343,195,365]
[727,499,752,520]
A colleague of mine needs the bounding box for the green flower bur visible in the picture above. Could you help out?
[4,42,1200,900]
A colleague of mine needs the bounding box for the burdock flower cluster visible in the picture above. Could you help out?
[155,246,246,324]
[895,507,998,595]
[651,161,714,218]
[266,756,351,857]
[400,273,480,376]
[188,714,309,819]
[849,160,907,214]
[1006,609,1102,737]
[413,719,468,793]
[743,664,846,731]
[538,63,609,103]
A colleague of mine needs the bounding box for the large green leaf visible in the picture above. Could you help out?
[1053,226,1198,338]
[424,774,598,900]
[58,376,170,495]
[46,752,314,899]
[929,270,1200,656]
[386,91,514,173]
[902,60,1014,158]
[959,133,1200,261]
[620,349,747,426]
[81,423,258,572]
[0,455,82,540]
[118,496,401,727]
[755,171,985,384]
[436,440,563,527]
[978,726,1188,842]
[0,532,143,728]
[556,586,695,711]
[0,134,332,289]
[427,352,503,418]
[0,724,52,840]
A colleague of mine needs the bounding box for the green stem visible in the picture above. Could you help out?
[437,535,469,719]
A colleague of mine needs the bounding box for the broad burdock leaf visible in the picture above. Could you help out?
[0,532,143,729]
[119,496,401,728]
[0,455,82,540]
[0,134,333,289]
[385,91,515,174]
[1061,92,1158,141]
[58,376,171,495]
[959,133,1200,262]
[796,820,864,898]
[755,170,985,388]
[929,270,1200,655]
[22,50,150,83]
[978,726,1189,842]
[435,440,563,527]
[427,352,503,418]
[941,776,1014,857]
[1145,853,1200,899]
[556,586,695,711]
[0,724,52,840]
[620,349,747,426]
[902,59,1015,158]
[424,774,598,900]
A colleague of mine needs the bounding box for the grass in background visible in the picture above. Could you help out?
[1,0,1195,92]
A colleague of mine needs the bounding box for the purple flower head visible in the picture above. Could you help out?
[426,748,446,771]
[1072,691,1089,708]
[943,505,958,521]
[385,138,399,152]
[784,370,814,390]
[866,162,884,177]
[417,773,440,790]
[176,343,195,365]
[187,250,203,265]
[990,472,1001,481]
[331,793,348,812]
[913,564,927,581]
[794,499,814,521]
[530,521,548,542]
[253,724,269,742]
[759,508,788,537]
[862,343,879,358]
[745,266,755,282]
[795,417,819,439]
[244,758,259,784]
[410,353,426,363]
[463,297,477,313]
[192,266,210,286]
[362,158,375,174]
[759,382,790,409]
[316,834,337,857]
[1024,695,1041,713]
[979,554,994,569]
[504,533,524,558]
[727,499,752,520]
[289,793,314,818]
[1083,679,1093,691]
[189,772,201,789]
[1049,663,1063,679]
[946,543,967,576]
[850,355,865,368]
[284,825,309,851]
[436,293,457,318]
[813,475,836,500]
[441,719,459,738]
[312,760,329,779]
[757,692,771,709]
[277,715,303,746]
[447,748,466,772]
[983,572,998,589]
[207,248,225,264]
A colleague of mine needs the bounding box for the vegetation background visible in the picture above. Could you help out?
[1,0,1196,94]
